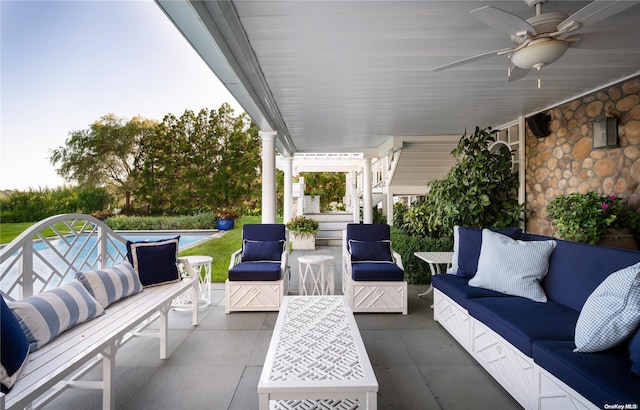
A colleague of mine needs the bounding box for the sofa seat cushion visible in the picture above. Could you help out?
[467,297,578,357]
[228,262,281,281]
[533,340,640,408]
[351,262,404,281]
[432,274,511,309]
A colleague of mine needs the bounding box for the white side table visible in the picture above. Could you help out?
[414,252,453,298]
[298,255,335,295]
[175,255,212,308]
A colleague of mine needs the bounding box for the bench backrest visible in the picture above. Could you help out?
[0,213,128,301]
[522,233,640,311]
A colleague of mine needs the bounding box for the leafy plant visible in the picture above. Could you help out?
[546,192,640,244]
[217,207,239,220]
[404,126,522,238]
[390,227,454,284]
[285,215,319,234]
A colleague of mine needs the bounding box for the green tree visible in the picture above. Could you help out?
[136,104,261,214]
[300,172,346,211]
[50,114,158,208]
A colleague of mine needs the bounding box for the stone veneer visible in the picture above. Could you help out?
[525,75,640,237]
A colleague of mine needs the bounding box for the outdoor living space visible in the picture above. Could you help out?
[40,244,520,410]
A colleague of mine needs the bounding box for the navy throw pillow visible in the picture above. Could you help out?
[241,240,284,262]
[1,295,29,393]
[350,240,393,262]
[457,227,522,278]
[127,237,181,287]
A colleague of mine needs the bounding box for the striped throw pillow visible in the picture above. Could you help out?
[469,229,556,302]
[7,280,104,352]
[76,261,143,308]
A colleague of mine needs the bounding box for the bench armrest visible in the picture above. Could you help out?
[229,249,242,271]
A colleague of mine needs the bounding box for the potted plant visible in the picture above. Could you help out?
[217,207,239,231]
[286,215,320,250]
[546,192,639,249]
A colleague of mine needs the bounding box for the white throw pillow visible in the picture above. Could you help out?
[468,229,556,302]
[574,261,640,352]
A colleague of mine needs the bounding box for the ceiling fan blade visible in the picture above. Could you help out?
[558,1,640,32]
[570,31,640,49]
[470,6,537,36]
[432,48,514,72]
[508,65,531,82]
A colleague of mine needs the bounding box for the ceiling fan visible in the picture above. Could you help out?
[433,0,639,85]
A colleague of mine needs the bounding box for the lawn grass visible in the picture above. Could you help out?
[179,215,263,282]
[0,222,35,244]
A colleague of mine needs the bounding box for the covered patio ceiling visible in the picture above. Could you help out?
[156,0,640,157]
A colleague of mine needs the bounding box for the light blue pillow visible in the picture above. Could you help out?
[76,261,143,308]
[468,229,556,302]
[574,262,640,352]
[7,280,104,352]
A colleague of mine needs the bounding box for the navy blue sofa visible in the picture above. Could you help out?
[433,232,640,409]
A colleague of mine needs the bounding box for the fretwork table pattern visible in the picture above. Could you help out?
[258,296,378,410]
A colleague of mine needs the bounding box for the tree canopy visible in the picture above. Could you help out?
[50,104,261,215]
[50,114,157,208]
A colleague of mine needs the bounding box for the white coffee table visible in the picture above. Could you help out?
[258,296,378,409]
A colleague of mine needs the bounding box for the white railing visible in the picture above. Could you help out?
[0,213,128,301]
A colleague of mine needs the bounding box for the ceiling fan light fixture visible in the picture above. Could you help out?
[511,39,570,69]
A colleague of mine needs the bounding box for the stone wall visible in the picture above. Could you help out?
[525,76,640,236]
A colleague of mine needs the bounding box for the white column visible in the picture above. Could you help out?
[363,157,373,224]
[260,131,277,224]
[283,156,293,224]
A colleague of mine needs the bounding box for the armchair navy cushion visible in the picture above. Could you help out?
[228,224,286,282]
[351,262,404,281]
[241,240,285,262]
[229,262,282,281]
[349,240,392,262]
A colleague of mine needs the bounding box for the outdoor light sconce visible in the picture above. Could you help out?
[592,115,618,149]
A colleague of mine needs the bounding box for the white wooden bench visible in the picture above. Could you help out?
[0,214,199,410]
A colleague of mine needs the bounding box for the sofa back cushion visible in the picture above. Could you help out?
[523,234,640,311]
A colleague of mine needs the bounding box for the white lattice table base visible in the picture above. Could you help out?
[259,296,378,410]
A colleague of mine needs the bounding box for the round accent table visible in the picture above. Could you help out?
[175,255,213,308]
[298,255,335,295]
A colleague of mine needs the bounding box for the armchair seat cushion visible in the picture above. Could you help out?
[351,262,404,281]
[228,262,282,281]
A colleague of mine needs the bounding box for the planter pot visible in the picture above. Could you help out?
[290,232,316,250]
[217,218,235,231]
[598,228,639,250]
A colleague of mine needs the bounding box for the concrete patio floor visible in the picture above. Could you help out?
[44,246,521,410]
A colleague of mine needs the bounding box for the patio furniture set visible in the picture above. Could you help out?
[4,216,638,409]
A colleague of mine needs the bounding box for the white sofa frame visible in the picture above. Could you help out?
[0,214,199,410]
[433,288,599,410]
[342,230,408,315]
[225,231,289,313]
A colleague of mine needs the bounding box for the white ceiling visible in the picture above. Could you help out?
[157,0,640,156]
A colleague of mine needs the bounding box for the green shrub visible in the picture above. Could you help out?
[393,202,408,227]
[104,212,217,230]
[391,227,454,284]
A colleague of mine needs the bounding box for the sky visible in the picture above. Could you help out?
[0,0,243,191]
